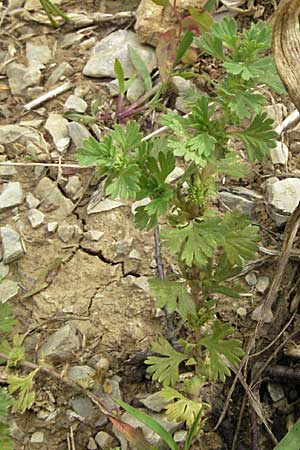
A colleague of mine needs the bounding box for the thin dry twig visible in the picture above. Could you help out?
[24,82,73,111]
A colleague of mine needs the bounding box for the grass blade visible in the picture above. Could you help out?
[174,31,194,67]
[129,47,153,91]
[274,420,300,450]
[114,398,179,450]
[114,58,125,94]
[184,409,203,450]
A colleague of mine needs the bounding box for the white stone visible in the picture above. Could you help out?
[65,176,82,198]
[237,307,247,317]
[64,95,87,114]
[269,141,288,165]
[165,166,185,184]
[27,208,45,228]
[26,193,40,209]
[30,431,44,443]
[87,198,123,215]
[266,178,300,214]
[127,77,146,103]
[0,279,19,303]
[26,39,51,69]
[44,114,70,152]
[0,182,24,211]
[85,230,104,241]
[1,227,25,264]
[0,163,17,177]
[47,222,58,233]
[57,224,74,243]
[0,261,9,280]
[68,122,91,148]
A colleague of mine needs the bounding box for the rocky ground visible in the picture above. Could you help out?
[1,0,300,449]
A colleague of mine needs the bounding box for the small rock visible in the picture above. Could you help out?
[270,141,289,165]
[26,39,51,69]
[68,121,92,148]
[69,396,95,420]
[115,238,133,256]
[268,383,285,402]
[174,430,188,443]
[95,431,114,449]
[220,191,255,215]
[266,178,300,214]
[129,249,142,260]
[47,222,58,233]
[0,261,9,280]
[0,279,19,303]
[38,324,80,361]
[173,76,198,113]
[0,125,49,156]
[87,437,97,450]
[265,103,287,127]
[27,209,45,228]
[95,357,110,371]
[73,225,83,238]
[1,227,25,263]
[68,365,95,384]
[127,275,150,293]
[141,391,167,412]
[25,193,40,209]
[64,95,87,114]
[30,431,44,443]
[35,177,74,220]
[46,62,74,86]
[61,33,84,49]
[237,307,247,317]
[0,182,24,211]
[0,163,17,177]
[45,114,70,153]
[165,166,185,184]
[85,230,104,241]
[57,224,74,243]
[251,304,273,323]
[83,30,157,79]
[65,176,82,199]
[87,198,123,215]
[256,276,270,294]
[6,62,41,96]
[127,77,146,103]
[107,79,120,97]
[80,37,97,51]
[245,272,257,286]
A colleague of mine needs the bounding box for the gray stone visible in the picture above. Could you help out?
[268,383,285,402]
[256,276,270,294]
[87,198,123,215]
[25,193,40,209]
[27,208,44,228]
[35,177,74,220]
[0,279,19,303]
[65,176,82,199]
[174,430,187,443]
[80,37,97,51]
[220,191,255,215]
[115,238,133,256]
[61,33,84,49]
[69,396,95,419]
[83,30,157,79]
[38,324,80,361]
[141,391,167,412]
[127,275,150,293]
[95,431,114,450]
[1,227,25,263]
[132,197,151,214]
[87,437,97,450]
[245,272,257,286]
[64,95,87,114]
[47,222,58,233]
[30,431,44,443]
[46,62,74,86]
[45,114,70,153]
[265,103,287,127]
[172,76,198,113]
[6,62,41,96]
[57,224,74,242]
[266,178,300,214]
[0,124,49,155]
[237,307,247,317]
[68,365,95,384]
[0,163,17,177]
[68,121,92,148]
[0,261,9,280]
[270,141,289,165]
[85,230,104,241]
[129,249,142,260]
[107,79,120,97]
[73,224,83,238]
[165,166,185,184]
[0,182,24,211]
[251,304,273,323]
[127,77,146,103]
[26,39,51,69]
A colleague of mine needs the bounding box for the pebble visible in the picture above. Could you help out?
[141,391,166,412]
[0,162,17,177]
[165,166,185,184]
[172,76,198,113]
[95,431,114,450]
[46,62,74,86]
[107,79,120,97]
[269,141,289,165]
[268,383,285,402]
[67,121,92,148]
[0,261,9,280]
[68,365,95,384]
[38,324,80,361]
[26,39,51,69]
[85,230,104,241]
[6,62,41,96]
[0,182,24,211]
[237,307,247,318]
[30,431,44,443]
[0,279,19,303]
[129,249,142,260]
[44,114,70,153]
[35,177,74,220]
[251,304,273,323]
[80,37,97,51]
[57,224,74,243]
[245,272,257,286]
[25,193,40,209]
[266,178,300,214]
[83,30,157,79]
[64,94,87,114]
[265,103,287,127]
[127,275,150,293]
[64,176,82,199]
[256,276,270,294]
[174,430,188,443]
[47,222,58,233]
[87,198,123,215]
[1,227,25,263]
[69,396,95,420]
[27,208,45,228]
[115,238,133,256]
[127,77,146,103]
[87,437,97,450]
[220,191,255,215]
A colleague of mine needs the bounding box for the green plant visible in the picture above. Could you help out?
[76,17,284,445]
[273,419,300,450]
[39,0,69,27]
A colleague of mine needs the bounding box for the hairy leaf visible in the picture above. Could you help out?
[8,369,38,414]
[129,47,152,91]
[174,31,194,67]
[114,58,125,94]
[149,279,196,320]
[199,321,244,381]
[145,338,188,386]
